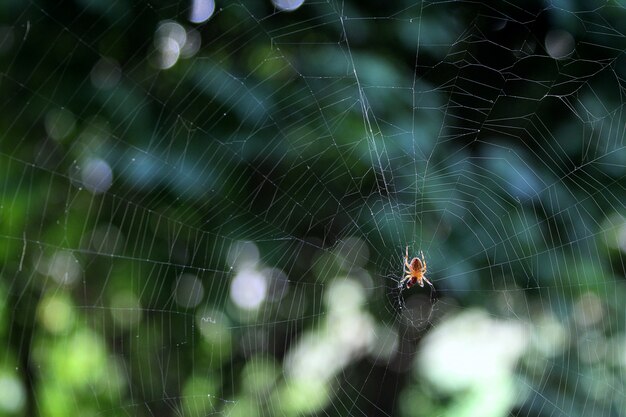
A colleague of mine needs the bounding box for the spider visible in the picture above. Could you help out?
[401,246,433,290]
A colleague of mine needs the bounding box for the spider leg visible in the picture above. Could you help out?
[422,276,435,291]
[419,250,427,272]
[398,274,411,288]
[404,246,412,269]
[403,274,417,289]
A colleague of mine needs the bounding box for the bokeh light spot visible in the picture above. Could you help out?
[228,241,260,270]
[39,250,81,286]
[110,291,143,328]
[174,273,205,308]
[545,29,574,59]
[81,158,113,194]
[44,108,76,141]
[189,0,216,24]
[90,57,121,90]
[38,294,74,334]
[230,269,267,310]
[272,0,305,12]
[0,373,25,413]
[417,309,528,393]
[181,28,202,58]
[154,21,187,69]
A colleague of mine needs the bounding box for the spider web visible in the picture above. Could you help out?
[1,0,626,416]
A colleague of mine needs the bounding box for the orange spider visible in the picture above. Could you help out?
[401,246,433,289]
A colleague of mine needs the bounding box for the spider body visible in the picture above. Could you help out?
[401,246,433,290]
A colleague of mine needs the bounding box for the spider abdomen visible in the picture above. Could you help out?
[410,258,422,270]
